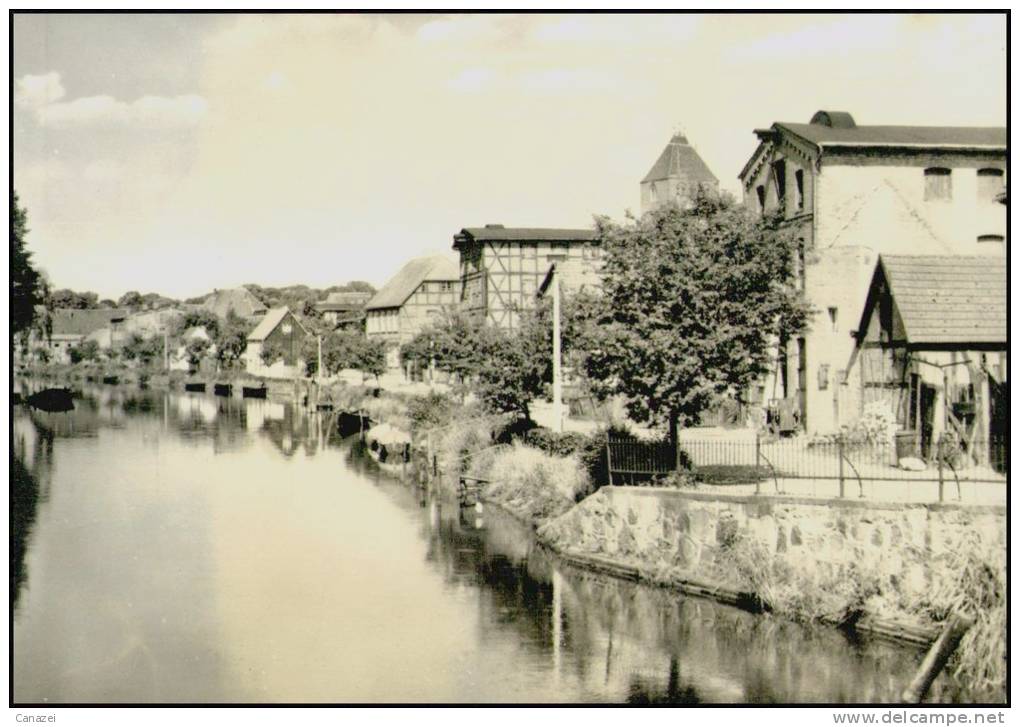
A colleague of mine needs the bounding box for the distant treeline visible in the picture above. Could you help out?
[48,281,376,315]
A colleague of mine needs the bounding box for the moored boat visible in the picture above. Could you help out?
[242,383,267,399]
[26,387,75,412]
[213,383,232,397]
[102,375,119,385]
[184,381,206,393]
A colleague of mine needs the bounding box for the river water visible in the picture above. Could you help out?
[12,385,957,704]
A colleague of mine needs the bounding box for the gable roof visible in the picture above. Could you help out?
[202,287,268,319]
[454,226,598,248]
[366,256,459,311]
[247,307,307,342]
[641,132,719,185]
[857,255,1006,347]
[51,308,128,337]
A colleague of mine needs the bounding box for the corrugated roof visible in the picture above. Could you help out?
[456,227,598,244]
[777,122,1006,149]
[877,255,1006,345]
[51,308,128,337]
[366,256,460,311]
[641,133,719,185]
[247,307,306,342]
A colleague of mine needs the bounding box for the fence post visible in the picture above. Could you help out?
[838,434,845,499]
[755,432,761,496]
[937,434,945,503]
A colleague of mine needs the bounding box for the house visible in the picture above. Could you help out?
[640,131,718,214]
[845,255,1006,468]
[122,307,185,338]
[201,287,268,320]
[738,110,1006,434]
[453,226,601,331]
[243,307,310,378]
[365,256,461,369]
[43,308,128,363]
[314,291,373,330]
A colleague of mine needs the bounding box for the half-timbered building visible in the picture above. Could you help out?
[365,256,461,368]
[453,225,601,331]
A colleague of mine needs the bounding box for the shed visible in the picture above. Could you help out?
[846,255,1006,466]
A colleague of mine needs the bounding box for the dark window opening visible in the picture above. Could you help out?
[756,185,766,213]
[795,169,805,211]
[977,168,1005,203]
[924,167,952,201]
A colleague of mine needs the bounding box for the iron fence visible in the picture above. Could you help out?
[607,432,1007,502]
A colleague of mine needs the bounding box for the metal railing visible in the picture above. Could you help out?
[607,432,1007,502]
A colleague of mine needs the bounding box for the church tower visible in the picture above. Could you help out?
[640,131,718,215]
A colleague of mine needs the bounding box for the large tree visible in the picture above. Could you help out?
[585,188,811,438]
[11,191,45,336]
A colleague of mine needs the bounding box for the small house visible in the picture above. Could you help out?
[243,307,310,378]
[43,308,128,363]
[846,255,1006,467]
[315,291,373,330]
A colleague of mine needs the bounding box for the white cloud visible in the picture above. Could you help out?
[519,68,615,94]
[15,72,66,108]
[416,15,506,45]
[446,67,495,93]
[36,93,208,128]
[531,15,699,45]
[733,15,901,61]
[82,160,125,184]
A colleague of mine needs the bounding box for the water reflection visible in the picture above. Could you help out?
[11,383,957,703]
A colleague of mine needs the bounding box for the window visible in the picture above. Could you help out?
[649,183,658,203]
[772,160,787,210]
[924,168,952,201]
[828,306,838,332]
[978,234,1004,245]
[795,169,805,212]
[977,168,1005,203]
[756,185,766,214]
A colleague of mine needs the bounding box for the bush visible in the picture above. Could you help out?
[522,427,588,458]
[406,390,456,437]
[468,443,589,524]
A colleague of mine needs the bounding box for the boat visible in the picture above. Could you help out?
[184,381,206,393]
[242,383,267,399]
[102,374,119,385]
[26,387,75,412]
[213,383,233,397]
[13,392,23,406]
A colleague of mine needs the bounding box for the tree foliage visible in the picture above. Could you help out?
[121,333,165,367]
[300,331,387,379]
[11,191,45,336]
[49,289,100,310]
[215,311,250,369]
[585,188,811,430]
[173,309,221,340]
[69,339,100,364]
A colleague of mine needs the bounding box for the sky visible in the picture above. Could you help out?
[13,12,1007,300]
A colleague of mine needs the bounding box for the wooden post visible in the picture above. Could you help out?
[669,410,680,473]
[838,434,845,498]
[901,615,973,703]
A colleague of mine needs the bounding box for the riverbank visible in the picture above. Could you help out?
[335,387,1007,703]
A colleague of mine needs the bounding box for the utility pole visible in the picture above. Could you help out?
[317,335,323,384]
[163,330,169,371]
[551,266,563,433]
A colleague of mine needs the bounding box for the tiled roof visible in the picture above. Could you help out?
[247,307,306,342]
[51,308,128,337]
[874,255,1006,345]
[641,132,719,185]
[777,122,1006,149]
[455,226,598,246]
[366,256,460,311]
